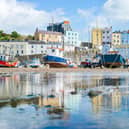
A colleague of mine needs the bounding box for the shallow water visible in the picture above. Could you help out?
[0,72,129,129]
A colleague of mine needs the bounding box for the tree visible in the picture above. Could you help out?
[0,30,3,38]
[25,35,34,41]
[11,31,20,39]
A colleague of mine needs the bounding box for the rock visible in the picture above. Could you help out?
[88,90,102,98]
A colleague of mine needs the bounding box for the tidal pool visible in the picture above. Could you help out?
[0,72,129,129]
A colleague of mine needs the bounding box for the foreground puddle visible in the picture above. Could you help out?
[0,72,129,129]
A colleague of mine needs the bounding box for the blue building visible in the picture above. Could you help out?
[121,31,129,44]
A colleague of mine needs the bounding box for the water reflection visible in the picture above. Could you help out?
[91,89,122,113]
[0,72,129,129]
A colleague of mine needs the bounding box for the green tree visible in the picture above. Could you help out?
[11,31,20,39]
[25,35,34,41]
[0,30,4,38]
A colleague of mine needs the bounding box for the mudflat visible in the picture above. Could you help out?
[0,67,128,73]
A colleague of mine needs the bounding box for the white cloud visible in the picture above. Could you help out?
[77,8,95,20]
[103,0,129,21]
[0,0,67,34]
[78,0,129,28]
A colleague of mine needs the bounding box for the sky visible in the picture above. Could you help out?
[0,0,129,41]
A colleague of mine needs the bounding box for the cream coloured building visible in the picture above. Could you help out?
[112,32,121,45]
[92,28,103,48]
[34,29,63,43]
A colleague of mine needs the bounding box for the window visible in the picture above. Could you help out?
[32,45,34,48]
[21,45,24,49]
[31,50,33,53]
[21,50,24,54]
[41,45,43,48]
[52,49,55,52]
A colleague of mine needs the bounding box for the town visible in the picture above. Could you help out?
[1,0,129,129]
[0,21,128,68]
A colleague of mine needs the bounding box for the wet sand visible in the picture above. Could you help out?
[0,67,129,73]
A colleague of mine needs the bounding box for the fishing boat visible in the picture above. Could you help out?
[44,46,71,68]
[44,55,69,68]
[28,58,41,68]
[100,50,126,68]
[0,55,19,67]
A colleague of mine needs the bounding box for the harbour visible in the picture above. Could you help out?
[0,0,129,129]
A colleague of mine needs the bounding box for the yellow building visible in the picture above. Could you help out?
[34,28,63,43]
[92,28,103,48]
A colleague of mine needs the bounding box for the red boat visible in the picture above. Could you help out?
[0,55,19,67]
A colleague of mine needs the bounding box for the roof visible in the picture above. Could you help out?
[28,41,62,45]
[36,30,63,35]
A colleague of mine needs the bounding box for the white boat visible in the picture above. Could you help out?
[29,58,41,68]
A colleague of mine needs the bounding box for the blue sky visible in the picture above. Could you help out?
[0,0,129,41]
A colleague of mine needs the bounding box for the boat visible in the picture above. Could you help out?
[44,55,69,68]
[44,46,76,68]
[28,58,41,68]
[100,51,126,68]
[0,55,19,67]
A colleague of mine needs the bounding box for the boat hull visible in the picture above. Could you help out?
[0,60,18,67]
[45,62,68,68]
[44,55,68,68]
[100,54,125,68]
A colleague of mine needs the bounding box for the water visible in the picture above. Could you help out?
[0,72,129,129]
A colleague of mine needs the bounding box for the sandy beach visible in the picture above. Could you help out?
[0,67,129,73]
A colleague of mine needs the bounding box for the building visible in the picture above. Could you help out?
[112,31,121,45]
[64,31,80,46]
[81,42,92,49]
[47,21,72,34]
[92,28,103,48]
[34,29,63,43]
[0,41,76,57]
[102,27,112,45]
[121,31,129,44]
[47,21,80,46]
[0,41,28,56]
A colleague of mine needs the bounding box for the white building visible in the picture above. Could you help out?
[0,41,75,57]
[0,41,28,56]
[102,27,112,44]
[64,31,80,46]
